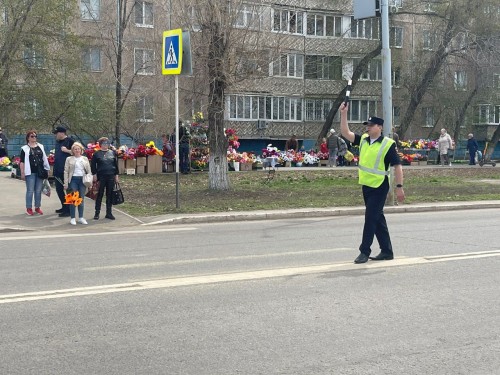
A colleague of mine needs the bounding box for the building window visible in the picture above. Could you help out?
[23,44,44,68]
[393,106,401,126]
[390,27,404,47]
[454,71,467,90]
[24,98,43,119]
[304,55,342,80]
[353,58,382,81]
[187,6,201,32]
[228,95,302,121]
[271,53,303,78]
[423,30,435,50]
[82,47,101,71]
[137,96,154,122]
[135,1,153,27]
[81,0,100,20]
[476,104,499,124]
[392,67,401,87]
[307,14,342,37]
[351,17,380,40]
[390,0,403,7]
[422,107,434,127]
[134,49,155,75]
[235,4,262,29]
[305,99,334,121]
[272,8,304,34]
[348,100,378,122]
[494,74,500,89]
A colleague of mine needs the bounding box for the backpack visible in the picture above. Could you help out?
[337,137,347,156]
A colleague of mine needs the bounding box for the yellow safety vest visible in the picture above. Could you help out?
[358,134,395,188]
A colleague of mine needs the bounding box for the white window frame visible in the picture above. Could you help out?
[393,106,401,126]
[422,107,434,127]
[135,1,153,28]
[305,55,343,80]
[235,4,262,29]
[350,17,380,40]
[353,58,382,81]
[134,48,155,75]
[305,99,334,121]
[82,47,102,72]
[307,14,342,37]
[271,53,303,78]
[81,0,100,21]
[23,44,44,68]
[423,30,435,50]
[137,96,154,122]
[24,98,43,120]
[390,27,404,48]
[272,8,304,35]
[348,100,378,122]
[392,67,401,87]
[227,95,302,122]
[454,71,467,91]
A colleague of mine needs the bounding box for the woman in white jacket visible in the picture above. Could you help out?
[438,128,454,167]
[64,142,91,225]
[19,130,50,216]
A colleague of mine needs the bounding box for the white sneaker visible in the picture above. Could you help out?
[449,163,452,166]
[78,218,88,225]
[70,218,76,226]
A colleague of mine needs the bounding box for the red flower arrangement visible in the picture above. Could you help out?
[225,128,240,150]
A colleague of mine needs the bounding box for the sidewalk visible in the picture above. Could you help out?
[0,172,141,233]
[3,170,500,233]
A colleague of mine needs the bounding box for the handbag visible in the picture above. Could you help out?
[83,173,93,188]
[85,180,100,200]
[37,168,49,179]
[112,181,125,205]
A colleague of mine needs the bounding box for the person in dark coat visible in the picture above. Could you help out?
[53,126,75,217]
[0,127,8,158]
[466,133,479,165]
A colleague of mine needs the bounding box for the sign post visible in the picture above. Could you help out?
[162,29,192,209]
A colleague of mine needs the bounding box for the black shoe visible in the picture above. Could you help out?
[55,208,64,213]
[369,253,394,261]
[93,214,99,220]
[58,212,70,217]
[354,253,369,264]
[105,213,115,220]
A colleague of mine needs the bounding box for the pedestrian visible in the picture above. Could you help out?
[339,103,405,264]
[19,130,50,216]
[161,133,174,172]
[438,128,453,166]
[90,137,119,220]
[0,127,8,158]
[320,137,328,153]
[285,135,299,153]
[63,142,91,225]
[179,125,191,174]
[53,126,75,217]
[392,127,401,151]
[466,133,479,165]
[326,129,339,167]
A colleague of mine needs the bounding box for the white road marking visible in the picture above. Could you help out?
[0,227,195,241]
[1,250,499,305]
[83,248,354,271]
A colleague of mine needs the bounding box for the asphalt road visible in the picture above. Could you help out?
[1,209,499,374]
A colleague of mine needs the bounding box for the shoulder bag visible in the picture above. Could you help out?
[112,181,125,205]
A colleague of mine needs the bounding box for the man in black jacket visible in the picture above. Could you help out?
[53,126,74,217]
[0,127,8,158]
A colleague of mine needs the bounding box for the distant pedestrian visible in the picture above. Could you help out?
[285,135,299,153]
[91,137,119,220]
[392,127,401,151]
[64,142,91,225]
[19,130,50,216]
[179,125,191,174]
[0,127,8,157]
[320,137,328,154]
[466,133,479,165]
[339,103,405,264]
[438,128,453,166]
[53,126,75,217]
[326,129,339,167]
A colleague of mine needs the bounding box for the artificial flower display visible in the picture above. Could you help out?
[225,128,240,150]
[145,141,164,156]
[64,191,83,206]
[0,156,10,166]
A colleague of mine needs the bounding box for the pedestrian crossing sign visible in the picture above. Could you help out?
[162,29,183,75]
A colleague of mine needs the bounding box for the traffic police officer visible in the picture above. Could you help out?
[339,102,405,264]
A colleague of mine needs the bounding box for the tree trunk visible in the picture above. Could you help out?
[207,19,230,190]
[317,44,382,145]
[399,13,457,138]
